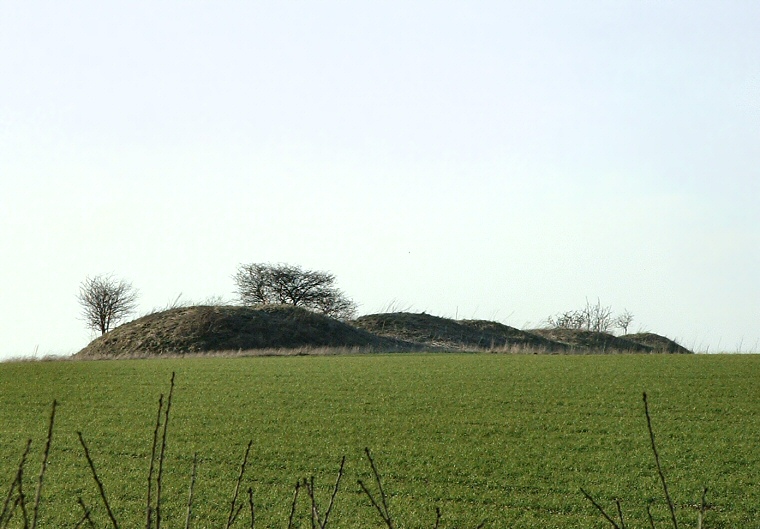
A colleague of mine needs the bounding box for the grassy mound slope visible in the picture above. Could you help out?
[75,306,692,358]
[623,332,693,354]
[528,328,690,353]
[75,305,408,358]
[352,312,564,351]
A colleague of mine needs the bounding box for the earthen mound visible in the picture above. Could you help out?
[622,333,692,354]
[75,305,408,358]
[352,312,563,351]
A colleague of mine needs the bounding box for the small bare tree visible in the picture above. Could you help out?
[547,299,617,333]
[234,263,357,320]
[583,298,614,333]
[616,309,635,334]
[78,274,139,335]
[546,310,586,330]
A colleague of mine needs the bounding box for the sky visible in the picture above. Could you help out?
[1,1,759,359]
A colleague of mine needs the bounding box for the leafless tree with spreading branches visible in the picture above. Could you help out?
[234,263,357,320]
[547,298,627,334]
[77,274,139,335]
[615,309,635,334]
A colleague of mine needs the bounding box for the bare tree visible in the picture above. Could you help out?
[78,274,139,335]
[547,299,617,333]
[546,310,586,330]
[233,263,357,320]
[616,309,635,334]
[583,298,614,333]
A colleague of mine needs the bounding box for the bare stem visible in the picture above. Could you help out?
[247,487,255,529]
[433,507,441,529]
[78,431,119,529]
[643,393,678,529]
[1,496,21,529]
[31,400,56,529]
[14,441,31,529]
[74,497,96,529]
[306,477,318,529]
[184,453,198,529]
[359,448,393,529]
[287,481,301,529]
[615,499,626,529]
[1,439,31,526]
[156,372,176,529]
[146,394,164,529]
[321,456,345,529]
[646,503,656,529]
[18,488,28,529]
[697,488,708,529]
[225,440,253,529]
[580,488,622,529]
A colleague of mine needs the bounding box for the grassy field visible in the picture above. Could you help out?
[1,353,760,528]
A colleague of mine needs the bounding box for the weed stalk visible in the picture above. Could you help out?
[146,394,164,529]
[78,431,119,529]
[156,372,176,529]
[643,392,678,529]
[287,481,301,529]
[31,400,56,529]
[74,497,95,529]
[358,448,394,529]
[225,439,253,529]
[1,439,31,527]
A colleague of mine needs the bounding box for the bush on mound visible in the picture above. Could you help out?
[75,305,407,358]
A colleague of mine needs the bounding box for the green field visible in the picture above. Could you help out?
[2,354,760,528]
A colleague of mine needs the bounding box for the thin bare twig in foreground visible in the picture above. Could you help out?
[31,400,56,529]
[146,394,164,529]
[74,497,96,529]
[615,499,626,529]
[18,488,29,529]
[303,457,346,529]
[697,487,708,529]
[1,496,21,529]
[247,487,255,529]
[287,481,301,529]
[14,440,31,529]
[433,507,441,529]
[184,453,198,529]
[1,439,31,526]
[78,431,119,529]
[306,477,318,529]
[643,393,678,529]
[358,448,394,529]
[580,488,622,529]
[646,503,656,529]
[230,504,244,528]
[156,372,176,529]
[321,456,345,529]
[225,440,253,529]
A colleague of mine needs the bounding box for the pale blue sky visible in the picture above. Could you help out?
[1,1,759,358]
